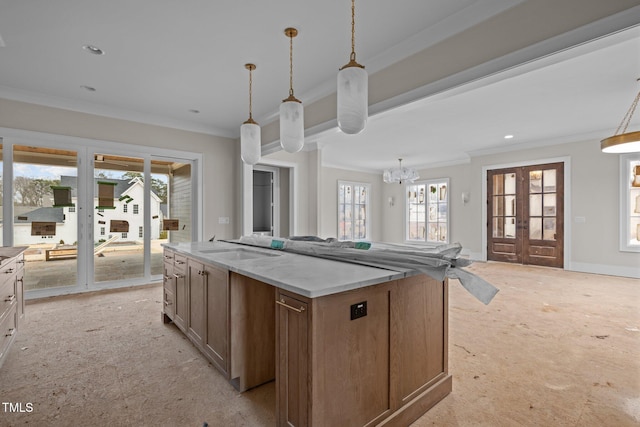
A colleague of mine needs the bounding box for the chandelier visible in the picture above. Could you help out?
[601,78,640,153]
[383,158,419,184]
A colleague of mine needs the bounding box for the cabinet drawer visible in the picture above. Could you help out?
[0,259,17,288]
[0,272,17,320]
[163,250,175,264]
[15,254,25,272]
[163,288,176,320]
[174,254,187,274]
[0,305,17,362]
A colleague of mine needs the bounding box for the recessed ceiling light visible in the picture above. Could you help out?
[83,45,105,55]
[504,134,514,139]
[189,109,200,114]
[80,85,96,92]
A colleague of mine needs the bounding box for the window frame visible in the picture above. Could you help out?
[620,153,640,252]
[405,178,450,245]
[337,180,371,241]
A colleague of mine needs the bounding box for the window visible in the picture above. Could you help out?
[139,226,143,238]
[337,181,370,241]
[123,204,128,213]
[621,153,640,252]
[133,204,139,214]
[68,206,76,212]
[100,227,105,236]
[121,232,128,239]
[406,179,449,244]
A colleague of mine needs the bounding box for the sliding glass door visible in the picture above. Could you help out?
[0,132,200,298]
[12,145,79,291]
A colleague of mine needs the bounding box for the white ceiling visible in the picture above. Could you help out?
[0,1,639,173]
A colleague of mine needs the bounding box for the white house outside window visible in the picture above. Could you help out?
[406,178,449,244]
[123,204,128,213]
[133,204,139,214]
[338,181,370,241]
[139,226,143,238]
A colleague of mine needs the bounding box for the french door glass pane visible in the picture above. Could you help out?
[13,145,78,290]
[93,153,144,283]
[529,217,542,240]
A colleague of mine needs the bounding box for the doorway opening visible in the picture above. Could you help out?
[487,162,565,268]
[253,165,279,237]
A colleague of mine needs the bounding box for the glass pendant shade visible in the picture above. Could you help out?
[280,99,304,153]
[337,66,368,134]
[240,121,261,165]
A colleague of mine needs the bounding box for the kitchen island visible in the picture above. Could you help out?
[162,240,451,427]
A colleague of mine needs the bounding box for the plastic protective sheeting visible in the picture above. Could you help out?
[234,236,499,305]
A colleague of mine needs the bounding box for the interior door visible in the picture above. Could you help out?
[488,162,564,268]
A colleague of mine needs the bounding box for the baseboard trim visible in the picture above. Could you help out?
[376,374,452,427]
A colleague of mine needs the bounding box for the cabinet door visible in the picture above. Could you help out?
[162,260,176,321]
[187,259,206,348]
[276,292,309,427]
[16,258,25,322]
[173,266,188,332]
[204,264,229,375]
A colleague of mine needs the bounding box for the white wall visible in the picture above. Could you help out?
[319,165,383,241]
[380,137,640,278]
[0,98,238,240]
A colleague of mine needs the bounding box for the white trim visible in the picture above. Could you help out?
[404,178,450,245]
[242,158,298,238]
[253,164,281,237]
[337,180,372,241]
[570,262,640,279]
[481,156,572,270]
[620,153,640,252]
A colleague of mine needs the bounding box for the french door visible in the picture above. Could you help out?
[487,162,564,268]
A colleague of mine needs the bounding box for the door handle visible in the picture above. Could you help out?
[276,299,305,313]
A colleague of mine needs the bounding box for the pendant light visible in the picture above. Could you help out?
[601,78,640,153]
[280,27,304,153]
[240,63,261,165]
[337,0,368,135]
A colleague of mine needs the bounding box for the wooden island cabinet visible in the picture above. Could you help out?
[162,244,451,427]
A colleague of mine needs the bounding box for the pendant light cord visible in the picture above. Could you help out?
[616,90,640,135]
[350,0,356,62]
[289,33,294,97]
[248,67,253,120]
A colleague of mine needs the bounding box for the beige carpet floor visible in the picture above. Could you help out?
[0,262,638,426]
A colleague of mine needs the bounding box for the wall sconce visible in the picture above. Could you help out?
[461,192,470,204]
[388,196,394,207]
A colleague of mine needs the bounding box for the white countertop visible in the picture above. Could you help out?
[0,246,27,265]
[163,241,408,298]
